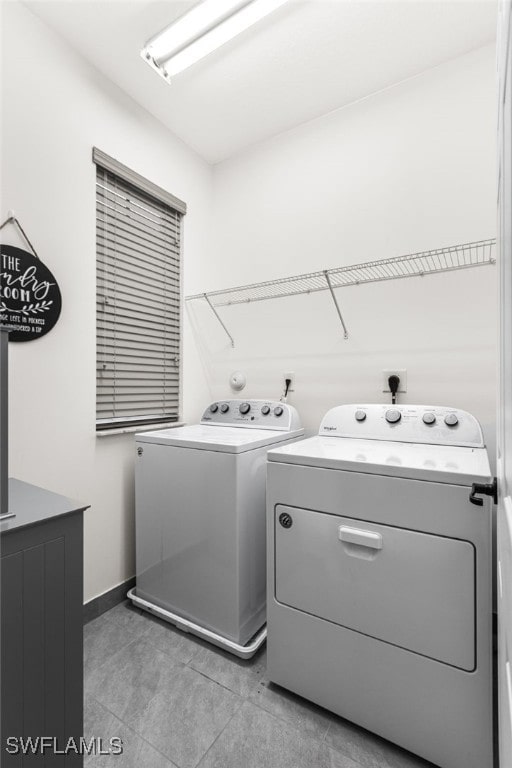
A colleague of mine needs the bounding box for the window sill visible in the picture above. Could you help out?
[96,421,185,437]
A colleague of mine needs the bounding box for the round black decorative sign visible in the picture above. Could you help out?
[0,244,62,342]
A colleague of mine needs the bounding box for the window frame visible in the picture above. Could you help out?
[93,148,186,432]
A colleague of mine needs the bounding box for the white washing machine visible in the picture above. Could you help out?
[129,399,303,658]
[266,404,494,768]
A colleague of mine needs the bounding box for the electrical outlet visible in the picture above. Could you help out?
[283,372,295,394]
[382,369,407,393]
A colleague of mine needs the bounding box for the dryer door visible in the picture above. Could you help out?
[274,504,475,670]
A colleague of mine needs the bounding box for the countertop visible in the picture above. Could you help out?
[1,478,89,533]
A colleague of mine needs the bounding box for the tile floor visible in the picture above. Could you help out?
[84,602,437,768]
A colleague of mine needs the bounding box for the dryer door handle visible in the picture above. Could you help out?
[469,478,497,506]
[338,526,383,550]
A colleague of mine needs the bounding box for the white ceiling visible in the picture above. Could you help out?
[25,0,497,164]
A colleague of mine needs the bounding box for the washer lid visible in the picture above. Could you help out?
[267,436,492,485]
[136,424,304,453]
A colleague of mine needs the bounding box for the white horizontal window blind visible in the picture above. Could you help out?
[94,150,185,430]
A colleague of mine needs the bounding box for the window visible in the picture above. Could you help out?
[93,148,186,431]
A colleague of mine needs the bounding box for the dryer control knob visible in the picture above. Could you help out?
[355,410,366,422]
[220,403,230,413]
[422,412,436,425]
[261,405,271,415]
[385,409,401,424]
[444,413,459,427]
[274,406,284,417]
[239,402,251,414]
[209,403,219,413]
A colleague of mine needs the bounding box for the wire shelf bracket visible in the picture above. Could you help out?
[186,239,496,347]
[203,293,235,348]
[324,269,349,340]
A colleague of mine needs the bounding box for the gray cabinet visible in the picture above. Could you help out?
[1,479,88,765]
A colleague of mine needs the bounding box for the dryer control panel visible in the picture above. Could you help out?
[201,400,302,432]
[319,404,484,447]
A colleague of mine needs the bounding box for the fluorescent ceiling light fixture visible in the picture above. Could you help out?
[142,0,289,81]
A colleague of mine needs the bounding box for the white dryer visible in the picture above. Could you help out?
[266,404,494,768]
[129,399,303,658]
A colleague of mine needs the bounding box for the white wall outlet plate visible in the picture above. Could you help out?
[229,371,246,391]
[382,369,407,393]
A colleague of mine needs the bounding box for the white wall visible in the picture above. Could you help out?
[1,2,211,602]
[1,2,498,604]
[188,44,498,468]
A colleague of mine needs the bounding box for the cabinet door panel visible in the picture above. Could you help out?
[1,514,83,766]
[1,552,24,767]
[23,543,46,748]
[44,538,66,741]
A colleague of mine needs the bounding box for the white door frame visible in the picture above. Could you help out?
[497,2,512,765]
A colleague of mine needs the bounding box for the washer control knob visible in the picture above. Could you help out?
[274,406,284,417]
[355,410,366,422]
[385,409,401,424]
[220,403,229,413]
[444,413,459,427]
[261,405,271,415]
[239,402,251,415]
[209,403,219,413]
[422,412,436,425]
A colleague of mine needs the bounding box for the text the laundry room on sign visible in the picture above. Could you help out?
[0,244,62,342]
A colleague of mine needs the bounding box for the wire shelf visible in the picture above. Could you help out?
[186,239,496,345]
